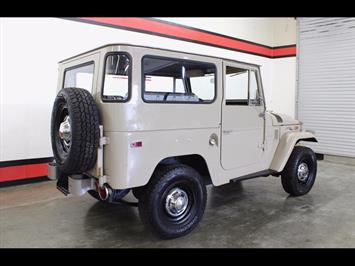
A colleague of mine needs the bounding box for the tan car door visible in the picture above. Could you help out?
[221,61,265,171]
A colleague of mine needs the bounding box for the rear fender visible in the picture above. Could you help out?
[270,131,317,172]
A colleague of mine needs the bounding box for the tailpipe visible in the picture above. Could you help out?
[97,183,111,201]
[96,182,130,202]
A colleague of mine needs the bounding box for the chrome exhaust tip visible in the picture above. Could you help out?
[97,183,111,201]
[95,182,130,203]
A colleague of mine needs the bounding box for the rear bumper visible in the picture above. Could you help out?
[48,162,96,196]
[47,161,58,180]
[68,174,96,196]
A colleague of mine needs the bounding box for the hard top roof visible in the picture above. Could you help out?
[59,43,261,68]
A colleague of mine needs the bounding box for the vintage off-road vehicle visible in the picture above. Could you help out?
[49,44,318,239]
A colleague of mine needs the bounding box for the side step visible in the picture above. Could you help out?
[229,169,278,183]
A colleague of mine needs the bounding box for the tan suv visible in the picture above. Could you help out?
[49,44,318,239]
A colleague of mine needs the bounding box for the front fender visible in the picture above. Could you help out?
[270,131,317,172]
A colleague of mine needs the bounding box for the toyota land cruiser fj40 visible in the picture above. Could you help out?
[49,44,318,239]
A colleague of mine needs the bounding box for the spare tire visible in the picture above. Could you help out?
[51,87,100,174]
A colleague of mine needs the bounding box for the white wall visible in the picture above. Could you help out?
[158,17,275,46]
[158,17,297,117]
[0,17,296,162]
[157,17,296,47]
[272,18,297,46]
[271,58,297,117]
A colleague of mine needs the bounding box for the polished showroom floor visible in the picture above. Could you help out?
[1,156,355,248]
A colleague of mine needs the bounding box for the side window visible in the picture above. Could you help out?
[225,66,249,104]
[102,53,131,102]
[175,78,185,93]
[225,66,261,106]
[63,63,94,92]
[142,56,216,103]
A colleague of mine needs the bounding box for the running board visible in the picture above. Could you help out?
[229,169,278,183]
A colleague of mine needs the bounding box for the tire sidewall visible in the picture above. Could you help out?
[51,90,74,167]
[50,87,100,174]
[140,166,206,239]
[289,147,317,196]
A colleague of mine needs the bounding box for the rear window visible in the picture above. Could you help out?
[63,62,94,92]
[142,56,216,103]
[102,53,131,102]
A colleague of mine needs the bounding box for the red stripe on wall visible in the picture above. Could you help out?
[0,19,295,184]
[0,163,48,182]
[273,46,297,58]
[78,17,296,58]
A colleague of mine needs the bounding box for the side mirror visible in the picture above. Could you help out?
[258,97,264,105]
[249,97,263,106]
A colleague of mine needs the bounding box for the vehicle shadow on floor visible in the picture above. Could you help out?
[82,199,154,246]
[207,181,246,209]
[81,180,325,247]
[82,183,248,246]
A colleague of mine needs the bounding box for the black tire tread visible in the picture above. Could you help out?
[138,165,181,237]
[281,146,317,196]
[138,164,207,239]
[51,87,100,174]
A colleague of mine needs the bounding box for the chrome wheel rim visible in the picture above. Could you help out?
[59,115,71,152]
[165,187,189,218]
[297,162,309,182]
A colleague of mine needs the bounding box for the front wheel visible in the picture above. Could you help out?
[281,146,317,196]
[138,165,207,239]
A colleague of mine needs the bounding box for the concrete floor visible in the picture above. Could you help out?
[1,155,355,248]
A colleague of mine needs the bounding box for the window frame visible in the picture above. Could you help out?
[101,52,132,103]
[225,66,263,106]
[62,61,95,92]
[248,69,262,106]
[141,55,217,104]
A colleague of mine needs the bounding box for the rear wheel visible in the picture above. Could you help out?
[281,146,317,196]
[138,165,207,239]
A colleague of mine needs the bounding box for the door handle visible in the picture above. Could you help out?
[259,112,265,118]
[209,138,217,146]
[209,133,218,146]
